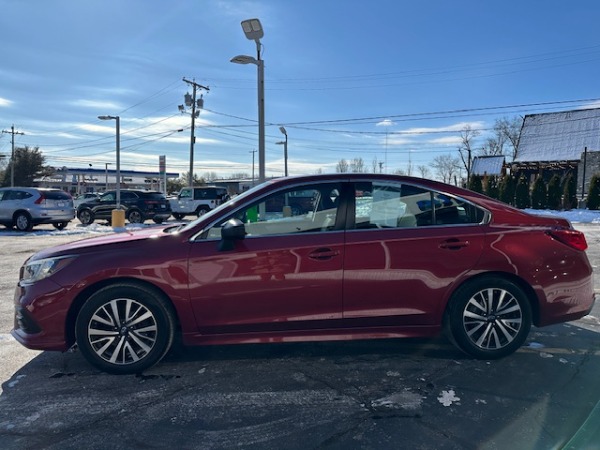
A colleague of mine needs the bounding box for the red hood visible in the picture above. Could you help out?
[32,226,175,260]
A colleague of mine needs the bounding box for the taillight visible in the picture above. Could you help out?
[547,229,588,251]
[34,193,46,205]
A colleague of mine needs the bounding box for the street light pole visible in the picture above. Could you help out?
[98,115,120,207]
[231,18,265,183]
[277,126,288,177]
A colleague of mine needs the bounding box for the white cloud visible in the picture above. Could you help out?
[376,119,396,127]
[0,97,13,107]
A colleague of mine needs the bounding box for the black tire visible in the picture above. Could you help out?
[78,209,94,226]
[53,222,68,230]
[196,206,210,218]
[446,277,531,359]
[173,213,184,221]
[75,283,176,374]
[127,209,144,224]
[153,217,164,224]
[14,212,33,232]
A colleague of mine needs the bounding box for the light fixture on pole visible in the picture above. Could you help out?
[179,78,209,188]
[98,115,121,209]
[231,18,265,183]
[276,126,288,177]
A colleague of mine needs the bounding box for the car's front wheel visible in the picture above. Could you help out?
[14,212,33,231]
[75,283,176,374]
[173,213,184,220]
[446,277,532,359]
[78,209,94,226]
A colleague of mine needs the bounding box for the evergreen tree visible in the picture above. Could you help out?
[546,175,562,210]
[587,174,600,210]
[531,176,547,209]
[499,174,516,206]
[515,175,530,209]
[1,146,51,187]
[485,176,500,200]
[562,172,577,210]
[468,174,483,193]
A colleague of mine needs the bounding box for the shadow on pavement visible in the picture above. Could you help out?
[1,324,600,450]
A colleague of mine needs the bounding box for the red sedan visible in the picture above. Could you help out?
[12,174,595,374]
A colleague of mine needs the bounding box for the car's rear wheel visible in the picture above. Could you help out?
[173,213,184,220]
[53,222,68,230]
[78,209,94,226]
[446,277,531,359]
[196,206,210,217]
[127,209,144,223]
[14,212,33,232]
[75,283,176,374]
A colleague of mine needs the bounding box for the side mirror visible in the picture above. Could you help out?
[219,218,246,251]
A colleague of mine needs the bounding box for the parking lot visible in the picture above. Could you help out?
[1,222,599,449]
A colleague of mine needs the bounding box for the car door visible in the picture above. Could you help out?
[187,182,345,334]
[342,180,486,326]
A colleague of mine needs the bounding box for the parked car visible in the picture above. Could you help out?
[12,174,594,374]
[73,192,100,208]
[169,186,229,220]
[0,187,74,231]
[77,189,171,225]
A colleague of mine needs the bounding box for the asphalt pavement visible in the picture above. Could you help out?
[0,222,599,450]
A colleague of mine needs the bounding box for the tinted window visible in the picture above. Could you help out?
[43,190,71,200]
[142,192,167,200]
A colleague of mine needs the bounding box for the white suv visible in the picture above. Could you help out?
[0,187,75,231]
[169,186,229,220]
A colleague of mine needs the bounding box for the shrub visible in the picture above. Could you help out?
[587,174,600,210]
[531,176,547,209]
[485,176,499,199]
[499,174,516,206]
[468,175,483,193]
[546,175,562,210]
[515,175,530,209]
[562,172,577,210]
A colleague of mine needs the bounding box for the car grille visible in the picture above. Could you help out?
[14,307,42,334]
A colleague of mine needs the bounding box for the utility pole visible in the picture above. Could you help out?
[2,125,25,187]
[180,78,209,188]
[249,149,256,186]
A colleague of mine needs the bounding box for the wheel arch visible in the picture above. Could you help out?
[443,272,541,327]
[12,209,32,221]
[65,277,181,347]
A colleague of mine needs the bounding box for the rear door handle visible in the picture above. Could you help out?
[308,248,340,260]
[439,238,469,250]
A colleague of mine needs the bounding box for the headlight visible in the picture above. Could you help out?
[20,255,76,285]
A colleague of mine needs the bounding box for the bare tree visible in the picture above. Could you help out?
[494,116,522,161]
[336,159,349,173]
[417,165,431,179]
[431,154,461,184]
[458,125,480,180]
[229,172,249,179]
[202,171,219,182]
[350,157,366,173]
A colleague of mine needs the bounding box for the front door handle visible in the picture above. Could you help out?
[308,248,340,260]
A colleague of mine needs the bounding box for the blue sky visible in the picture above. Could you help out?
[1,0,600,180]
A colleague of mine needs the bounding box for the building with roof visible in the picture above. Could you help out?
[471,155,506,177]
[513,107,600,198]
[36,167,180,195]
